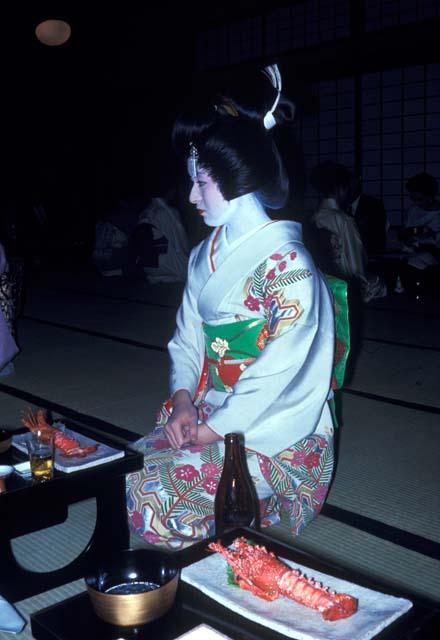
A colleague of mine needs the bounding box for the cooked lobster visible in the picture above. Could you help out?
[209,537,358,621]
[21,408,98,458]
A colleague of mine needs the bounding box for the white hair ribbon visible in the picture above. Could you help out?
[262,64,282,130]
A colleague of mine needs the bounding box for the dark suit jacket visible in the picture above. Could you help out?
[353,194,387,256]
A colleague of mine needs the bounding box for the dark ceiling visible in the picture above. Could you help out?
[2,2,438,206]
[6,3,438,100]
[2,1,283,88]
[1,2,285,202]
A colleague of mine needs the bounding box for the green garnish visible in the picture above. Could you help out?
[225,539,255,587]
[227,564,238,586]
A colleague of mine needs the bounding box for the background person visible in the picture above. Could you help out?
[398,172,440,298]
[401,172,440,261]
[347,175,388,258]
[91,193,142,276]
[306,161,386,304]
[92,192,189,282]
[0,242,19,377]
[131,192,189,283]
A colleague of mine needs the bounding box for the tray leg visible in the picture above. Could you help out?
[0,477,130,602]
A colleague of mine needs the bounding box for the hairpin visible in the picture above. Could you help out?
[188,142,199,179]
[262,64,282,130]
[217,97,239,118]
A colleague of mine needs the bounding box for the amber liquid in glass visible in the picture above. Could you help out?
[214,433,260,536]
[30,454,54,482]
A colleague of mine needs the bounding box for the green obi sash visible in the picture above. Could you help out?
[324,275,350,391]
[202,276,350,426]
[324,274,350,428]
[203,319,268,393]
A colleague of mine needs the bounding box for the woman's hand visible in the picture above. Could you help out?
[195,422,223,445]
[165,389,198,449]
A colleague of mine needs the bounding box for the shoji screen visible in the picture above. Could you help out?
[362,63,440,227]
[365,0,440,31]
[299,78,356,213]
[265,0,350,55]
[297,64,440,226]
[197,0,350,70]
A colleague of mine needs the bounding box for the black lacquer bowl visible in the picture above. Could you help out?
[85,549,180,627]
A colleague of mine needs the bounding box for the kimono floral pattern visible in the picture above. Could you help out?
[243,250,312,339]
[258,434,333,534]
[210,337,229,358]
[126,242,335,550]
[126,424,333,550]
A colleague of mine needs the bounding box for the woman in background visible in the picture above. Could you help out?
[0,242,19,377]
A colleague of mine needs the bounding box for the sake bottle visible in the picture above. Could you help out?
[214,433,260,536]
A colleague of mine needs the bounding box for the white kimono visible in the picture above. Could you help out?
[168,220,335,458]
[127,219,337,548]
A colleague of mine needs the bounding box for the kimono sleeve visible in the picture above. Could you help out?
[168,247,206,398]
[206,246,335,457]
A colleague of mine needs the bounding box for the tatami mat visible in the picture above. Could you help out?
[270,515,440,603]
[328,394,440,542]
[364,300,440,349]
[22,287,178,348]
[2,270,439,639]
[29,271,185,308]
[11,501,97,572]
[2,500,97,640]
[346,341,440,406]
[6,321,170,434]
[0,580,85,640]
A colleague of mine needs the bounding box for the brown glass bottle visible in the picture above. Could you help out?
[214,433,260,537]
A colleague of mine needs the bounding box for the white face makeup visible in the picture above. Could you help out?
[186,154,271,242]
[188,166,238,228]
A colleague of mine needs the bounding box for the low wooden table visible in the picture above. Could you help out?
[31,528,440,640]
[0,416,143,602]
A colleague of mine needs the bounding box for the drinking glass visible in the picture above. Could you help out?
[0,465,13,493]
[26,430,55,482]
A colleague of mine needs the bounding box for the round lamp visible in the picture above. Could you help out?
[35,19,71,46]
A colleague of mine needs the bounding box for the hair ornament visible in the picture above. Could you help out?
[217,97,240,118]
[262,64,282,130]
[188,142,199,179]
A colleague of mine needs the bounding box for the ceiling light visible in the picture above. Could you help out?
[35,19,71,46]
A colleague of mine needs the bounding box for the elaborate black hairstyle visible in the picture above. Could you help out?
[172,67,295,210]
[309,161,353,198]
[405,172,438,197]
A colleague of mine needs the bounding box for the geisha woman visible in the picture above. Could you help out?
[126,66,339,549]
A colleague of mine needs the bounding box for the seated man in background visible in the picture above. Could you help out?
[92,192,189,282]
[397,172,440,298]
[305,161,386,304]
[401,172,440,259]
[304,162,386,372]
[347,175,388,258]
[130,193,189,283]
[92,194,143,276]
